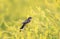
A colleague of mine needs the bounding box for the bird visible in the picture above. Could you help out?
[20,17,32,31]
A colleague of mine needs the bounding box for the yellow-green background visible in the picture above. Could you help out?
[0,0,60,39]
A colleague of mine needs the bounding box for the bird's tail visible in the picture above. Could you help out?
[20,24,26,32]
[20,24,26,29]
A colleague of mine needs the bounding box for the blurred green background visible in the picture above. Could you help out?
[0,0,60,39]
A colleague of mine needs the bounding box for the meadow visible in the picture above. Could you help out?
[0,0,60,39]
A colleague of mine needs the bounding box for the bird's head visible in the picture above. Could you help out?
[28,17,32,20]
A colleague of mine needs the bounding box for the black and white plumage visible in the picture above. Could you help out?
[20,17,32,31]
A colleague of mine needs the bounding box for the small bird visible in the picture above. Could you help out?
[20,17,32,31]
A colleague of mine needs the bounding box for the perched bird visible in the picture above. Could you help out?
[20,17,32,31]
